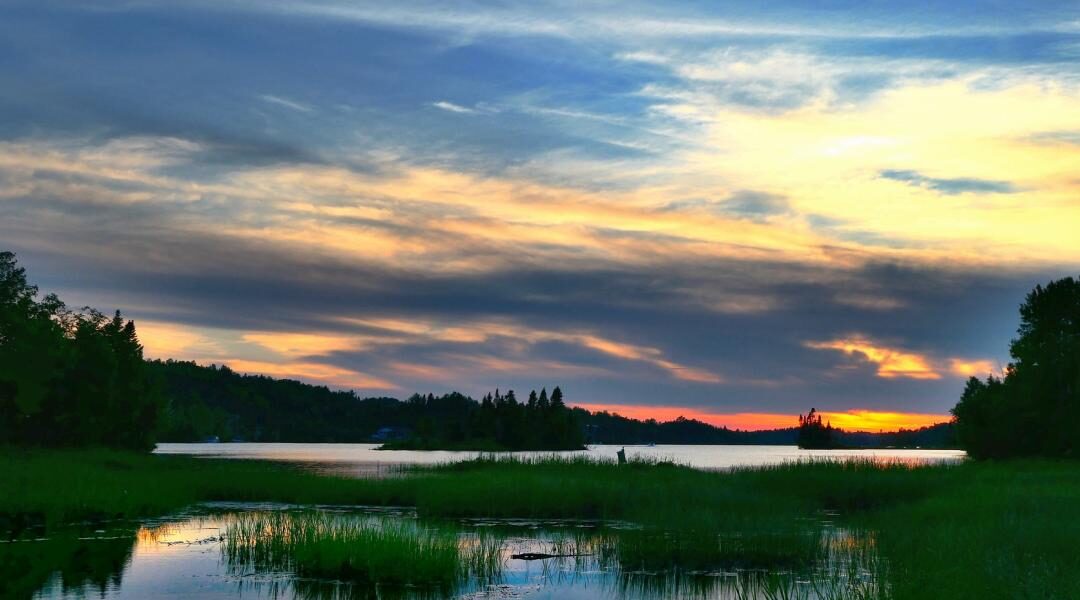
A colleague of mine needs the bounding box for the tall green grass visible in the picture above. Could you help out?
[0,448,413,528]
[222,512,503,589]
[5,449,1080,599]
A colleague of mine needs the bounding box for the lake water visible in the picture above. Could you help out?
[23,504,883,600]
[153,443,965,476]
[16,445,963,599]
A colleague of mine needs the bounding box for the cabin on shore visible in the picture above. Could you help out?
[371,426,412,442]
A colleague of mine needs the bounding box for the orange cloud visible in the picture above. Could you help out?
[948,358,997,378]
[135,320,227,361]
[806,335,999,382]
[572,403,950,432]
[224,359,396,390]
[242,332,365,358]
[340,317,722,383]
[805,336,940,380]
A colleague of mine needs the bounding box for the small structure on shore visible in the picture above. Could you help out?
[371,426,412,442]
[617,447,626,464]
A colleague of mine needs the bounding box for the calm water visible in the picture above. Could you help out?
[154,443,965,475]
[24,505,882,600]
[14,446,962,599]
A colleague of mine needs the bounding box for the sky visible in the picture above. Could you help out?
[2,1,1080,431]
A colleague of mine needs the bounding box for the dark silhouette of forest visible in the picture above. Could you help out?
[796,408,839,449]
[1,251,959,451]
[0,252,160,450]
[151,358,955,448]
[952,276,1080,459]
[380,387,585,450]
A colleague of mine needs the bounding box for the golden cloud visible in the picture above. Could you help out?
[242,332,367,358]
[805,336,941,380]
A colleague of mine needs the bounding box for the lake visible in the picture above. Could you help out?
[153,443,965,476]
[25,504,882,600]
[19,445,965,599]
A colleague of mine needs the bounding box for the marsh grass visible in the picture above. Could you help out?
[0,448,415,529]
[222,512,503,589]
[6,450,1080,599]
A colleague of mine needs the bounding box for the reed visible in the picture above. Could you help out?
[221,511,504,589]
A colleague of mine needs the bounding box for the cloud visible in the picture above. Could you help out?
[1025,130,1080,147]
[806,336,1001,382]
[136,320,227,360]
[6,2,1080,418]
[431,101,478,114]
[806,336,941,380]
[948,358,998,378]
[665,190,791,221]
[259,94,314,113]
[242,332,367,358]
[224,359,397,390]
[879,169,1020,194]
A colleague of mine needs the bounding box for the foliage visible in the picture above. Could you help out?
[382,386,586,450]
[151,359,403,442]
[797,407,839,448]
[952,276,1080,458]
[153,362,587,449]
[0,252,160,450]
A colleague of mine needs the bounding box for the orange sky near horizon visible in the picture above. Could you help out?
[572,403,951,433]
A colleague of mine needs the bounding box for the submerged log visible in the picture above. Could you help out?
[510,552,592,561]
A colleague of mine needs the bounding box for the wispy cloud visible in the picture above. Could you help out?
[879,169,1019,194]
[432,101,477,114]
[259,94,314,113]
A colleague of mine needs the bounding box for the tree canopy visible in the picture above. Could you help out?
[796,408,839,449]
[0,252,161,450]
[952,276,1080,459]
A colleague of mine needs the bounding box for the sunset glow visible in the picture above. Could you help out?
[573,404,950,433]
[3,1,1076,426]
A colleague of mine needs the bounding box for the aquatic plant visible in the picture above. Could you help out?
[221,511,505,590]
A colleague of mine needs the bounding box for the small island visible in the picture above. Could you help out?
[796,407,842,449]
[374,387,588,451]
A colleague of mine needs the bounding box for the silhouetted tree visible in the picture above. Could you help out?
[952,276,1080,458]
[0,252,161,450]
[797,407,838,449]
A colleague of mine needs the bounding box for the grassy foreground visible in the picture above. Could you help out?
[3,449,1080,598]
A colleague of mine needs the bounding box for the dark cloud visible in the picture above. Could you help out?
[665,190,791,222]
[1,187,1052,415]
[1026,130,1080,147]
[879,169,1020,195]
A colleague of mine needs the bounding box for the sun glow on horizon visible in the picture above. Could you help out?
[572,403,950,433]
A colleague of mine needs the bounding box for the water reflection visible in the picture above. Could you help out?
[19,507,887,600]
[2,524,137,599]
[154,443,965,476]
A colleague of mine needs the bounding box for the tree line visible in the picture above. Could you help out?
[388,387,585,450]
[0,252,160,450]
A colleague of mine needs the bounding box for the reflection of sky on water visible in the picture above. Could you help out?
[154,442,965,476]
[27,506,884,600]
